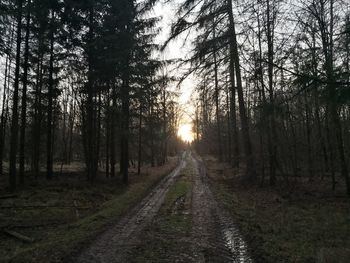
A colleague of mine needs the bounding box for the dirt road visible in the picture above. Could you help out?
[75,151,252,262]
[191,153,252,262]
[76,152,187,263]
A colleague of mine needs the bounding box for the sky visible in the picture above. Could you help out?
[153,0,197,142]
[0,0,197,142]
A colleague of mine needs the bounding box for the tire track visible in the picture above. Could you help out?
[76,152,187,263]
[191,153,253,263]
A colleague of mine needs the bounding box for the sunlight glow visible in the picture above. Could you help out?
[177,123,194,143]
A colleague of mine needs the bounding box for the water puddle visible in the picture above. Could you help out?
[191,153,253,263]
[222,225,253,262]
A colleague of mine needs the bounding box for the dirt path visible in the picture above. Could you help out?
[76,152,187,263]
[191,153,252,262]
[76,151,252,262]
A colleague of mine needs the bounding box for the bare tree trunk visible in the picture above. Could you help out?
[212,23,223,161]
[110,92,116,178]
[149,90,155,167]
[0,50,11,177]
[311,29,329,176]
[304,91,314,180]
[1,23,15,177]
[256,10,270,180]
[96,91,101,171]
[105,90,110,177]
[60,89,68,176]
[85,6,98,182]
[227,0,256,179]
[325,109,336,190]
[162,84,167,165]
[120,73,130,184]
[32,52,43,177]
[318,0,350,195]
[137,102,142,175]
[46,10,55,180]
[266,0,278,186]
[228,48,239,168]
[225,85,232,162]
[19,0,31,183]
[9,0,24,191]
[67,92,75,164]
[195,105,200,148]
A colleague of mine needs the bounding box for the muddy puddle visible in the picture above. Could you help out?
[76,152,187,263]
[220,216,253,262]
[192,152,253,263]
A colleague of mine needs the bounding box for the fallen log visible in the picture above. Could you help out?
[0,205,90,209]
[0,220,65,229]
[3,229,34,243]
[73,199,80,219]
[0,194,17,199]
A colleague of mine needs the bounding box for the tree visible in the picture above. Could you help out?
[9,0,23,191]
[19,0,31,183]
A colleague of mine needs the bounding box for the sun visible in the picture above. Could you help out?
[177,123,194,142]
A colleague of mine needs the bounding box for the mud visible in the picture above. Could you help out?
[191,153,252,263]
[75,152,186,263]
[75,151,252,263]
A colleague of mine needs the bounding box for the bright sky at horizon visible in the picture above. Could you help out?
[153,0,196,143]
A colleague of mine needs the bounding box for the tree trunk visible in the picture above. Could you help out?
[32,52,43,177]
[46,10,55,180]
[0,51,11,177]
[9,0,24,191]
[137,102,142,175]
[212,23,223,161]
[304,91,314,180]
[325,109,336,190]
[105,91,110,178]
[67,93,75,164]
[149,90,155,167]
[229,43,239,168]
[227,0,256,179]
[120,72,130,184]
[266,0,278,186]
[162,84,167,165]
[319,0,350,195]
[19,0,31,183]
[110,92,116,178]
[256,10,269,179]
[85,6,97,182]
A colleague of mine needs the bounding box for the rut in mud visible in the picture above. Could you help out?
[75,152,186,263]
[75,151,252,263]
[191,153,252,263]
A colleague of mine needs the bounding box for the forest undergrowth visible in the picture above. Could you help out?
[205,156,350,263]
[0,158,177,263]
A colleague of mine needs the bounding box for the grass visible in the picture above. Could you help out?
[131,156,194,262]
[205,157,350,263]
[0,159,177,263]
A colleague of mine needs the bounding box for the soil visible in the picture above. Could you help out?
[190,153,252,263]
[75,151,252,263]
[75,152,187,263]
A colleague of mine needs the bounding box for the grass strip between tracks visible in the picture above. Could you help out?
[131,157,194,262]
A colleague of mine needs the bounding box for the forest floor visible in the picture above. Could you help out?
[205,156,350,263]
[0,158,178,263]
[3,152,348,263]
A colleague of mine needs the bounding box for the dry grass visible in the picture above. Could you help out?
[0,157,178,263]
[205,156,350,263]
[131,157,194,263]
